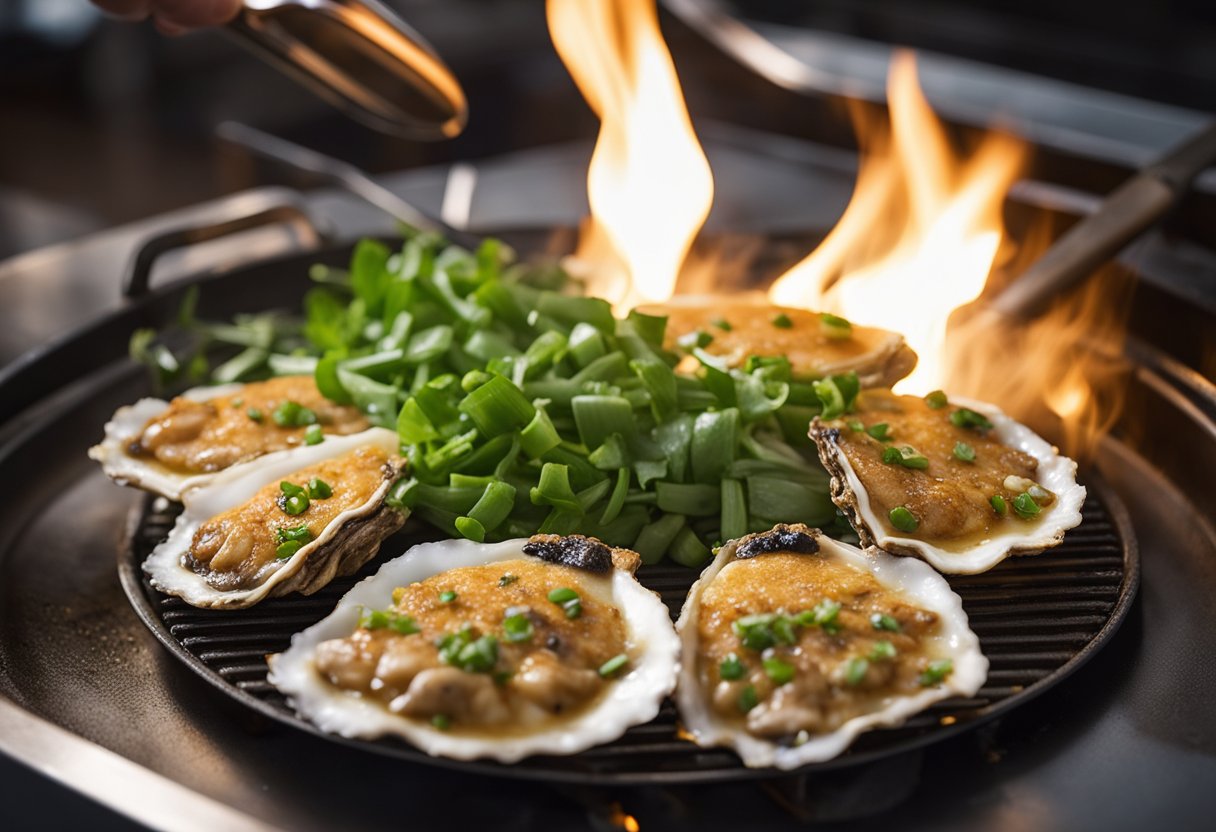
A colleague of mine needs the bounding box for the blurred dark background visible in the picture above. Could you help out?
[0,0,1213,260]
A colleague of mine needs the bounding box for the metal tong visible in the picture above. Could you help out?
[227,0,467,140]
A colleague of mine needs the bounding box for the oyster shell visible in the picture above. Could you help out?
[267,535,680,762]
[811,390,1085,574]
[90,376,369,501]
[143,428,407,609]
[675,524,986,769]
[642,297,917,387]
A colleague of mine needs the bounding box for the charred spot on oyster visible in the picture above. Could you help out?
[642,298,917,387]
[267,537,679,762]
[522,534,615,573]
[735,524,820,558]
[675,525,986,769]
[810,389,1085,574]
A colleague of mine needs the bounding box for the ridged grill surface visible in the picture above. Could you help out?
[127,492,1133,784]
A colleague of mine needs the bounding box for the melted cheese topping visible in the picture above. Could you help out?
[696,552,943,739]
[644,300,911,382]
[132,376,368,474]
[831,390,1046,546]
[188,444,394,589]
[314,558,628,734]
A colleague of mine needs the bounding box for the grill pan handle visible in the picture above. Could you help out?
[124,203,325,299]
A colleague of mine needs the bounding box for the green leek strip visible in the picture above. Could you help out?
[450,473,494,488]
[422,427,478,472]
[397,398,439,443]
[471,280,528,329]
[677,388,720,412]
[616,332,660,365]
[625,309,667,347]
[600,468,631,525]
[268,354,318,376]
[571,351,629,384]
[720,478,748,542]
[414,379,462,435]
[576,479,613,512]
[404,325,454,364]
[655,414,694,483]
[341,348,406,377]
[492,436,521,480]
[691,408,739,483]
[315,354,353,404]
[589,434,631,470]
[336,369,399,426]
[631,359,678,422]
[530,463,582,513]
[589,504,648,548]
[464,330,521,363]
[452,433,514,476]
[520,408,562,459]
[540,446,607,490]
[522,331,568,379]
[669,527,712,568]
[747,476,836,527]
[350,238,391,315]
[538,507,582,535]
[572,395,636,450]
[726,458,828,485]
[457,480,516,540]
[395,480,484,514]
[213,347,269,383]
[633,459,668,489]
[522,379,583,408]
[411,504,461,537]
[567,322,608,368]
[458,375,536,437]
[655,482,720,516]
[692,348,736,407]
[734,373,789,422]
[444,343,482,376]
[537,292,615,333]
[421,269,492,328]
[454,516,486,542]
[774,405,821,450]
[378,310,414,350]
[786,382,822,407]
[634,514,687,565]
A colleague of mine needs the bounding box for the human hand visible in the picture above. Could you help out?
[91,0,244,35]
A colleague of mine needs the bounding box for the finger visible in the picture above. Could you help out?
[92,0,152,21]
[150,0,243,29]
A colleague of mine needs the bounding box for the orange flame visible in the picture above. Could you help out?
[768,53,1025,394]
[547,0,714,309]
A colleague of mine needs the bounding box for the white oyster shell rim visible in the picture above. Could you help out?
[674,532,988,770]
[267,537,681,763]
[142,427,403,608]
[829,395,1086,575]
[88,383,245,501]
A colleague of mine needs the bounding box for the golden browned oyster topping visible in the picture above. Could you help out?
[696,547,946,739]
[314,558,629,734]
[642,299,916,386]
[187,444,397,590]
[130,375,368,474]
[815,390,1053,547]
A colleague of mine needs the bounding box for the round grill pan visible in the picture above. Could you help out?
[119,477,1138,785]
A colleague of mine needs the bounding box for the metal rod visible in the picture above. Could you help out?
[991,120,1216,320]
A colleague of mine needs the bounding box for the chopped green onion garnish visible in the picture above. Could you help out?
[847,419,865,432]
[437,630,499,674]
[990,494,1008,516]
[303,424,324,445]
[797,599,842,634]
[359,608,419,635]
[924,390,948,409]
[919,658,954,686]
[246,407,263,422]
[563,600,583,619]
[498,573,518,587]
[882,446,929,469]
[719,653,746,681]
[547,587,578,604]
[953,442,976,462]
[870,613,901,632]
[737,685,759,713]
[819,312,852,339]
[949,408,994,431]
[275,540,305,559]
[278,481,310,515]
[307,478,332,499]
[231,398,244,407]
[762,657,796,685]
[889,506,919,532]
[272,400,318,428]
[869,640,897,661]
[599,653,629,678]
[677,330,714,350]
[502,609,533,643]
[866,422,892,441]
[844,657,869,686]
[711,317,733,332]
[439,590,457,604]
[431,714,451,731]
[1013,491,1042,519]
[771,313,793,329]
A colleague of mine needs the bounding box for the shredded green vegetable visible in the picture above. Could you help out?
[139,232,851,565]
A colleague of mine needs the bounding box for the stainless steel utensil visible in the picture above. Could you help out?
[228,0,467,140]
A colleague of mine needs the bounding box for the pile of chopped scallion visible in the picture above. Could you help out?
[134,232,861,567]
